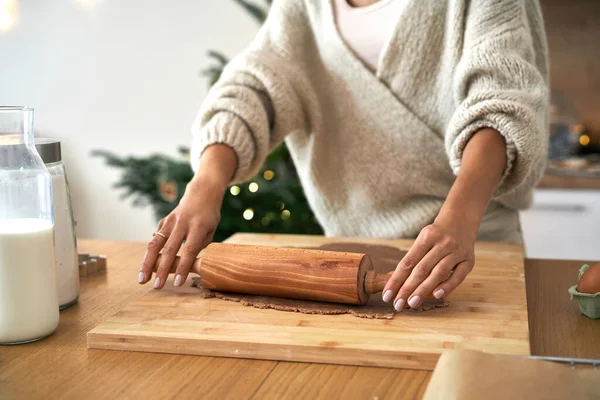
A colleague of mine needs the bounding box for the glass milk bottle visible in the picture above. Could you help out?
[0,106,59,344]
[35,138,80,309]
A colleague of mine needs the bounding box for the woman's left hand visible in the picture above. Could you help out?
[381,214,477,311]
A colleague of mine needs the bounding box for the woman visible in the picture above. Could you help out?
[138,0,549,312]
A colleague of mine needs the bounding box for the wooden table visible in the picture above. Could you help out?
[538,173,600,190]
[1,239,598,399]
[526,259,600,359]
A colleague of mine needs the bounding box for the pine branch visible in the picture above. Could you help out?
[206,50,228,65]
[90,150,128,168]
[200,51,230,88]
[178,146,190,156]
[232,0,269,24]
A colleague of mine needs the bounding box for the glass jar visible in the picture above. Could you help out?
[35,138,80,310]
[0,106,59,344]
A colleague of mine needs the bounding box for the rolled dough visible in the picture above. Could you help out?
[191,242,449,319]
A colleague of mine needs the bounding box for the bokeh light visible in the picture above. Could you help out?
[243,208,254,220]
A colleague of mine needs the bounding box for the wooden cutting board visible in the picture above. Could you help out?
[87,234,530,370]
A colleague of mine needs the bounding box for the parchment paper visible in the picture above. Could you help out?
[423,350,600,400]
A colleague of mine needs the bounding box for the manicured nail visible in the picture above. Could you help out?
[153,277,161,289]
[394,298,405,312]
[382,290,393,303]
[408,296,421,308]
[434,289,445,298]
[137,271,145,283]
[174,274,183,287]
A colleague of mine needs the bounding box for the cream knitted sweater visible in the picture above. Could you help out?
[191,0,549,238]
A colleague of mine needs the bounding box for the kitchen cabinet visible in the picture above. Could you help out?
[520,189,600,260]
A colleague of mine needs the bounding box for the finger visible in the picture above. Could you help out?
[154,227,186,290]
[405,255,461,308]
[199,229,215,250]
[382,238,432,306]
[396,246,457,308]
[433,260,474,298]
[173,228,206,287]
[139,219,173,284]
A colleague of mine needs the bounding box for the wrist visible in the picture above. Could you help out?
[434,206,480,241]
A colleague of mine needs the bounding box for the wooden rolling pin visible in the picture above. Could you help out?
[153,243,392,305]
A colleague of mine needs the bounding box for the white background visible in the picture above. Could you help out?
[0,0,258,241]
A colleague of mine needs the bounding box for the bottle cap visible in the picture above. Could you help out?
[35,138,62,164]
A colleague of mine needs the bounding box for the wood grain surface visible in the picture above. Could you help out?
[198,243,373,304]
[0,241,277,399]
[2,237,598,399]
[156,243,399,303]
[88,234,530,370]
[525,258,600,359]
[537,174,600,191]
[0,239,430,400]
[253,362,431,400]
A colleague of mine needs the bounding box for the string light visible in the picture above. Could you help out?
[243,208,254,220]
[579,134,590,146]
[278,202,285,210]
[263,170,275,180]
[248,182,259,193]
[281,210,291,220]
[230,185,240,196]
[261,217,270,226]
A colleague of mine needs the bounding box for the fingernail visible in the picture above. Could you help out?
[394,298,405,312]
[408,296,421,308]
[153,277,161,289]
[138,271,145,283]
[382,290,393,303]
[174,274,183,287]
[434,289,445,298]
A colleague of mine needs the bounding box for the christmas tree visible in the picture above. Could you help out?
[92,0,323,242]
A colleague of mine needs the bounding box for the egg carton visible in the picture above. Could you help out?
[568,264,600,319]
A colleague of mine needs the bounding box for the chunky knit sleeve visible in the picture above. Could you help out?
[445,0,550,199]
[191,0,312,183]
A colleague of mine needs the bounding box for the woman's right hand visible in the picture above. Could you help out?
[137,144,238,289]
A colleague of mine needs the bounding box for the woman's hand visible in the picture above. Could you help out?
[381,214,476,310]
[382,127,509,310]
[137,144,237,289]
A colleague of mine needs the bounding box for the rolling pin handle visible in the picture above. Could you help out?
[364,270,393,295]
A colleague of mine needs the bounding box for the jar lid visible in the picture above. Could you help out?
[35,138,62,164]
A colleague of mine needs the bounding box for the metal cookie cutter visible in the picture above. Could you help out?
[78,253,107,278]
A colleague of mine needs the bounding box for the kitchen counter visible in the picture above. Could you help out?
[538,172,600,190]
[1,238,598,399]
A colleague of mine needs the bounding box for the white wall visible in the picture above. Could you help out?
[0,0,259,241]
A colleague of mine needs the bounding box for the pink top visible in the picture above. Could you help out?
[333,0,409,72]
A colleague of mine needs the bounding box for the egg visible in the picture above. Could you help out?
[577,263,600,294]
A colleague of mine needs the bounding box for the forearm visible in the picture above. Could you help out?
[436,128,507,235]
[189,144,238,193]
